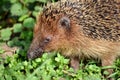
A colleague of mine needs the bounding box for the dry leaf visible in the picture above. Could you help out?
[0,43,19,58]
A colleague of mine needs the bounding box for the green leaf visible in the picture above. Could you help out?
[84,74,101,80]
[32,11,39,17]
[32,6,43,17]
[30,76,39,80]
[13,23,23,33]
[18,14,29,22]
[23,61,28,66]
[0,48,5,54]
[1,28,12,41]
[23,17,35,29]
[0,64,5,77]
[4,74,12,80]
[35,58,41,63]
[10,3,22,16]
[10,3,28,16]
[34,6,43,12]
[20,31,33,40]
[10,0,18,3]
[36,0,48,3]
[23,0,36,3]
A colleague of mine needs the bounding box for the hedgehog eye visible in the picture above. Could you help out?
[59,16,70,30]
[44,36,52,43]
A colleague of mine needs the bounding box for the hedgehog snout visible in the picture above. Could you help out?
[27,48,44,60]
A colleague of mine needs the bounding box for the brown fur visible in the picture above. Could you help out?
[27,0,120,79]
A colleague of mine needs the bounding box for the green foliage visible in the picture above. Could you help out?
[23,17,35,29]
[0,0,120,80]
[1,28,12,41]
[0,53,103,80]
[10,3,28,16]
[0,48,5,54]
[13,23,23,33]
[1,52,120,80]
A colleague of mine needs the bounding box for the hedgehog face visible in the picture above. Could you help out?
[27,14,78,59]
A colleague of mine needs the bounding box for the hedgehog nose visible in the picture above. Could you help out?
[27,48,44,60]
[27,52,34,60]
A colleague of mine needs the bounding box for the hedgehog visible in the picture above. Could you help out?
[27,0,120,78]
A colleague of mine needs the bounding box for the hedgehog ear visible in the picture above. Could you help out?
[59,16,70,30]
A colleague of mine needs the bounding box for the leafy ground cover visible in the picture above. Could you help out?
[0,0,120,80]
